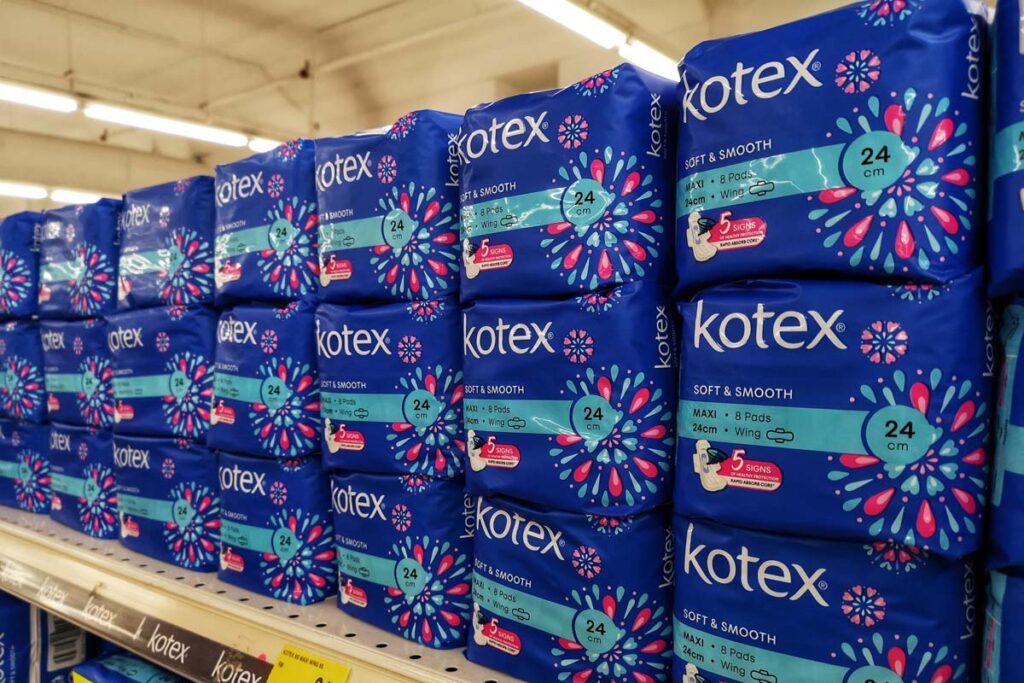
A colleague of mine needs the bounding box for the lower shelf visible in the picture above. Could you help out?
[0,507,519,683]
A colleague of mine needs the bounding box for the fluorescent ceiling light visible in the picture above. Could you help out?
[0,82,78,113]
[49,188,107,204]
[0,180,48,200]
[517,0,626,49]
[619,39,679,81]
[84,103,248,147]
[248,137,281,153]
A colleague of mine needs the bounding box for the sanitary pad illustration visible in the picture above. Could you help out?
[460,62,677,301]
[48,423,118,539]
[118,176,215,310]
[0,419,50,514]
[41,319,114,429]
[0,210,43,319]
[0,320,46,422]
[315,110,462,303]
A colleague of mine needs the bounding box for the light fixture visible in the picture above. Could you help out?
[248,137,282,153]
[49,188,107,205]
[83,103,248,147]
[516,0,626,49]
[0,82,78,113]
[0,181,48,200]
[618,39,680,81]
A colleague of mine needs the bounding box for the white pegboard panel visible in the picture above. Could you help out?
[0,507,522,683]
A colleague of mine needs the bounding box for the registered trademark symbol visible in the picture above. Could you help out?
[542,121,549,129]
[835,322,846,333]
[547,332,554,339]
[818,580,828,590]
[812,61,822,71]
[558,538,565,547]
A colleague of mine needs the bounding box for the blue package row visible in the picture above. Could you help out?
[0,593,93,683]
[0,211,42,319]
[49,422,118,539]
[41,318,114,429]
[0,419,51,514]
[0,320,46,423]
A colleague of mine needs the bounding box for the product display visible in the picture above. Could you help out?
[317,297,463,477]
[41,318,114,429]
[460,63,676,301]
[49,423,118,539]
[0,210,42,319]
[676,0,985,292]
[673,517,977,683]
[214,140,319,305]
[0,419,51,513]
[218,450,337,605]
[107,305,216,441]
[464,280,676,515]
[118,176,215,310]
[114,434,220,571]
[316,110,462,303]
[983,571,1022,683]
[39,200,122,319]
[0,593,91,683]
[467,495,672,682]
[0,320,46,422]
[209,300,319,458]
[72,653,184,683]
[992,299,1024,571]
[331,471,472,648]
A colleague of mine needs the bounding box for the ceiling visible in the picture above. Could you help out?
[0,0,853,215]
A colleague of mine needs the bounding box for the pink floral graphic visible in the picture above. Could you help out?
[860,321,908,364]
[558,114,589,149]
[841,585,887,627]
[836,49,882,93]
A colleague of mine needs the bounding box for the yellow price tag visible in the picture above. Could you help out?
[268,645,352,683]
[71,674,93,683]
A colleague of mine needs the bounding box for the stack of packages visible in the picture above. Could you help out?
[0,592,96,683]
[459,65,679,681]
[673,2,990,682]
[313,111,472,648]
[39,199,122,539]
[0,210,50,515]
[985,1,1024,680]
[208,140,338,605]
[111,176,220,571]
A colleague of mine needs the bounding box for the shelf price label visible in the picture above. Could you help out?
[269,646,351,683]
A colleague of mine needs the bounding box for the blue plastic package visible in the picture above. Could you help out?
[114,434,220,571]
[317,297,463,477]
[459,63,676,301]
[0,320,46,422]
[218,450,337,605]
[0,211,43,319]
[39,199,121,319]
[0,594,92,683]
[331,471,472,648]
[214,140,319,305]
[463,280,677,515]
[118,176,215,310]
[676,0,986,293]
[0,420,51,514]
[467,496,672,681]
[72,653,184,683]
[315,110,462,303]
[209,301,319,458]
[674,517,977,683]
[107,306,216,441]
[983,571,1023,683]
[991,298,1024,571]
[41,319,114,429]
[49,423,118,539]
[677,270,992,558]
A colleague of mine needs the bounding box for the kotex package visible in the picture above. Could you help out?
[983,572,1023,683]
[676,0,986,293]
[315,110,462,303]
[0,320,46,422]
[208,301,319,458]
[467,496,672,682]
[41,318,114,429]
[114,435,220,571]
[118,176,215,310]
[676,270,992,557]
[48,423,118,539]
[673,517,977,683]
[330,471,472,648]
[0,420,51,514]
[217,451,337,605]
[317,297,463,477]
[0,594,92,683]
[107,306,216,442]
[72,653,184,683]
[991,299,1024,571]
[0,211,43,319]
[463,280,677,515]
[459,63,676,301]
[39,199,121,319]
[214,140,319,305]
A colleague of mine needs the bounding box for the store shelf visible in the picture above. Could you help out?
[0,508,520,683]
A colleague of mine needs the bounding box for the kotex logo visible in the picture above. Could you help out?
[113,444,150,469]
[315,318,390,358]
[218,463,266,496]
[315,151,373,191]
[682,49,824,122]
[475,498,565,561]
[107,326,143,352]
[40,330,65,352]
[691,300,846,352]
[215,172,264,207]
[457,112,550,164]
[330,481,386,521]
[121,202,153,230]
[49,430,71,451]
[217,317,258,346]
[463,316,555,359]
